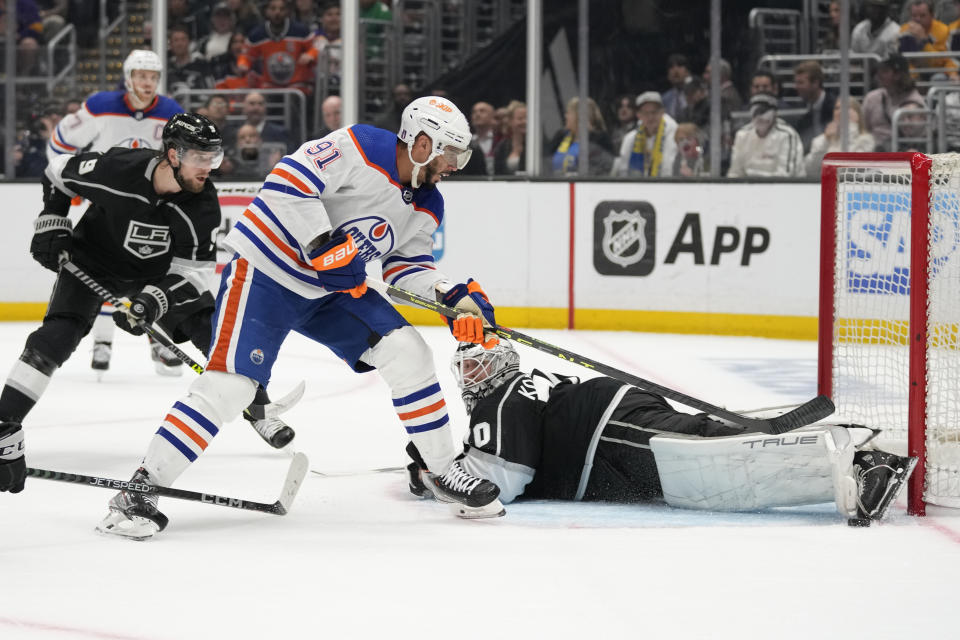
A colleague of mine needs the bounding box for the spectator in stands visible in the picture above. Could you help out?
[899,0,958,77]
[360,0,391,59]
[819,1,842,51]
[679,76,710,129]
[612,91,677,178]
[168,24,216,101]
[226,0,262,35]
[375,82,412,131]
[36,0,67,39]
[240,91,291,150]
[727,93,804,178]
[227,123,286,180]
[198,2,236,60]
[3,0,43,74]
[749,69,790,110]
[63,97,82,114]
[493,100,527,176]
[469,101,500,175]
[314,1,342,90]
[703,58,743,113]
[610,94,637,151]
[861,54,924,151]
[314,94,342,138]
[294,0,321,33]
[204,94,232,144]
[548,96,614,177]
[804,97,876,177]
[672,122,706,177]
[852,0,901,58]
[168,0,209,42]
[662,54,691,121]
[212,31,250,87]
[360,0,391,21]
[793,60,837,152]
[238,0,318,95]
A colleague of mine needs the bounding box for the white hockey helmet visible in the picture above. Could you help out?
[398,96,472,187]
[451,341,520,412]
[123,49,163,93]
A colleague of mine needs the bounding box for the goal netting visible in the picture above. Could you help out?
[818,152,960,514]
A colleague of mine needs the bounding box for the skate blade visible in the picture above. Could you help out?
[95,511,160,541]
[448,499,506,520]
[154,363,184,377]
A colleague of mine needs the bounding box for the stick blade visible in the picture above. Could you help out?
[766,395,836,434]
[275,452,309,515]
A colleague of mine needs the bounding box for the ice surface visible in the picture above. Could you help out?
[2,323,959,639]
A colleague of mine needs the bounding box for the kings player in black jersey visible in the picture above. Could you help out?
[406,342,918,526]
[0,114,296,497]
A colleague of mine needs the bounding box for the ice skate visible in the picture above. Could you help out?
[425,459,505,519]
[96,468,169,541]
[850,449,918,526]
[243,410,296,449]
[149,339,183,377]
[407,461,450,501]
[91,341,111,379]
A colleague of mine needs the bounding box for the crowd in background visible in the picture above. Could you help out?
[7,0,960,181]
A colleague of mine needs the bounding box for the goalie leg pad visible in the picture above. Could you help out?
[360,326,456,474]
[143,371,257,485]
[650,426,857,514]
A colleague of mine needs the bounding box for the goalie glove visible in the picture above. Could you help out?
[308,232,368,298]
[113,285,168,336]
[0,421,26,493]
[440,279,499,348]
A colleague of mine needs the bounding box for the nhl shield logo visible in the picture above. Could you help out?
[602,209,646,267]
[593,200,656,276]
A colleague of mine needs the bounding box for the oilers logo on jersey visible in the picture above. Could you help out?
[266,51,296,85]
[338,216,396,261]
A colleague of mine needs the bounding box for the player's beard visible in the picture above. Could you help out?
[174,165,206,193]
[420,163,440,190]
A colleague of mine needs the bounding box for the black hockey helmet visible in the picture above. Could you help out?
[161,112,224,169]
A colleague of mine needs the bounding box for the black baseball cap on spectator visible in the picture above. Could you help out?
[212,2,231,14]
[749,93,778,117]
[879,54,910,75]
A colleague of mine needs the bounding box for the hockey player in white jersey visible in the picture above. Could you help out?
[48,50,188,377]
[407,342,917,526]
[96,96,506,539]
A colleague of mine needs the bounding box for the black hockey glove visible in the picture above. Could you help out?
[30,214,73,272]
[113,285,168,336]
[0,421,26,493]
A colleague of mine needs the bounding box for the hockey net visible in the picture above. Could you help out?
[819,152,960,515]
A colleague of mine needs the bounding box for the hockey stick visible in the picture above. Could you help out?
[367,278,835,434]
[61,260,205,374]
[26,452,309,515]
[310,465,404,477]
[61,260,305,417]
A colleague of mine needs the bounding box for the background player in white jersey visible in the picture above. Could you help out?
[48,50,187,377]
[406,342,917,526]
[95,96,507,540]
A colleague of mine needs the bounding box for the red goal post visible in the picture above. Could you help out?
[818,152,960,516]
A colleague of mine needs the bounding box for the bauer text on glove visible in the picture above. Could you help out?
[308,232,368,298]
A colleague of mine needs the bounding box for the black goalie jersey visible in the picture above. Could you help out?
[458,373,742,503]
